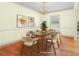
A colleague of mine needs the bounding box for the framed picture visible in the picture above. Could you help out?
[28,16,34,27]
[17,15,28,28]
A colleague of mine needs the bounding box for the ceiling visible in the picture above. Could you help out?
[15,2,75,13]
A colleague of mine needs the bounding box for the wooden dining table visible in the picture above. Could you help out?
[21,31,59,55]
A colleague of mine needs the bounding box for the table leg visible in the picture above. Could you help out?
[20,42,24,56]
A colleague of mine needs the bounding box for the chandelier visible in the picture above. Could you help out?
[40,2,48,15]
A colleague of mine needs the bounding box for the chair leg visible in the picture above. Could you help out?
[20,42,24,56]
[37,43,39,54]
[57,39,60,48]
[52,41,56,55]
[59,38,62,44]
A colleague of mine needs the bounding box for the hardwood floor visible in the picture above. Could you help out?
[0,36,79,56]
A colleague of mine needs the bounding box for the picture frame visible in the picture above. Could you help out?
[17,15,28,28]
[28,16,34,27]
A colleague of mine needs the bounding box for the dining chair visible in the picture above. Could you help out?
[27,31,34,37]
[20,36,39,56]
[54,32,62,48]
[45,33,56,55]
[57,32,62,44]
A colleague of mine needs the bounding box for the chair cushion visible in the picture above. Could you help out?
[24,41,38,47]
[53,39,57,43]
[47,39,52,42]
[24,41,33,46]
[33,41,37,45]
[32,38,39,41]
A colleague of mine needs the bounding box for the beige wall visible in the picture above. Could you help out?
[0,3,41,45]
[45,9,74,37]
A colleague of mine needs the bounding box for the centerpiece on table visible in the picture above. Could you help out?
[40,21,48,34]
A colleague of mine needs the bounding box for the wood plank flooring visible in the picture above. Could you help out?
[0,36,79,56]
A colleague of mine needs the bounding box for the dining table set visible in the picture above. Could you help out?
[20,29,62,56]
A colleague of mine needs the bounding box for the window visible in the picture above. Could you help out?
[50,15,60,32]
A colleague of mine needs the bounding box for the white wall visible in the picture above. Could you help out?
[45,9,74,37]
[0,3,41,45]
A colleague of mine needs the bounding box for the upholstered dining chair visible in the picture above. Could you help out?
[51,32,59,48]
[45,33,56,55]
[27,31,34,37]
[46,32,61,55]
[20,36,39,56]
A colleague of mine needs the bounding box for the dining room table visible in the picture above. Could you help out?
[21,30,60,55]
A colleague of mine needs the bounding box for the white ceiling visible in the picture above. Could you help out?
[15,2,75,13]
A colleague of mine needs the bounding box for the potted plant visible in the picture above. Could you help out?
[40,21,48,33]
